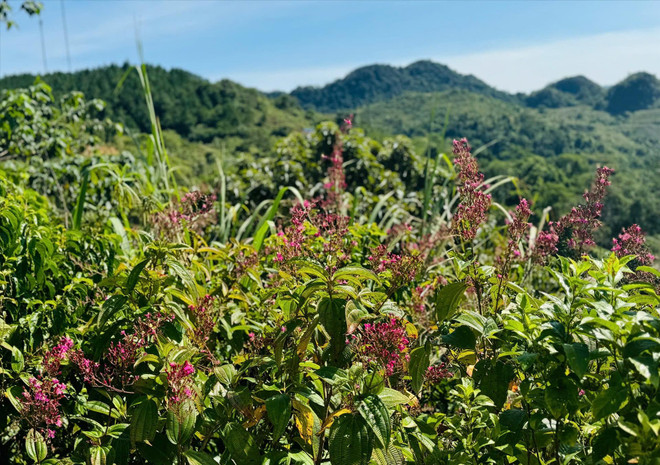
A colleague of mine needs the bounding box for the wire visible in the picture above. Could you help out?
[60,0,71,71]
[39,16,47,74]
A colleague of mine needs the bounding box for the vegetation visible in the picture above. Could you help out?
[5,61,660,250]
[1,57,660,465]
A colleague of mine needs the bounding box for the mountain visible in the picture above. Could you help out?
[290,60,519,112]
[0,64,314,150]
[605,72,660,115]
[525,76,604,109]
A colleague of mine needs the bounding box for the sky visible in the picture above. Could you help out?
[1,0,660,94]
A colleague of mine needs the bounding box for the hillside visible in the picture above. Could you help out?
[356,89,660,239]
[525,76,605,109]
[0,64,315,151]
[290,60,519,112]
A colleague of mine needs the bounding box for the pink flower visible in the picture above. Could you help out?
[353,318,412,377]
[612,224,654,265]
[451,138,492,242]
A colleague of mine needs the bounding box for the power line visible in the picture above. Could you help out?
[39,17,47,74]
[60,0,71,71]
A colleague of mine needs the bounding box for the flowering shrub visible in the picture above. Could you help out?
[1,106,659,465]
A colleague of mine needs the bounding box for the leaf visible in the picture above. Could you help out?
[136,433,177,465]
[130,398,158,444]
[26,428,47,462]
[222,422,261,464]
[371,444,405,465]
[166,400,197,445]
[88,445,111,465]
[317,297,347,361]
[319,408,351,435]
[333,266,379,284]
[377,388,412,409]
[292,399,316,446]
[328,414,373,465]
[266,394,291,442]
[592,428,617,462]
[10,346,23,373]
[357,395,391,448]
[213,364,237,386]
[563,343,589,378]
[630,355,660,387]
[442,325,476,349]
[434,282,468,322]
[73,168,90,230]
[623,337,660,358]
[125,259,149,294]
[184,450,219,465]
[592,374,627,421]
[472,359,515,409]
[408,345,430,393]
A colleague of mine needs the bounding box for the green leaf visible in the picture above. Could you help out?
[328,414,373,465]
[214,364,237,386]
[371,444,405,465]
[408,345,430,394]
[88,445,111,465]
[563,343,589,378]
[473,359,515,409]
[125,259,149,294]
[26,428,47,462]
[130,398,159,444]
[333,266,379,284]
[166,400,197,445]
[10,346,23,372]
[623,337,660,358]
[266,394,291,442]
[184,450,219,465]
[357,395,391,448]
[222,422,261,464]
[136,434,177,465]
[434,282,468,322]
[318,297,347,361]
[441,325,476,349]
[73,168,90,230]
[591,373,627,421]
[592,428,617,462]
[377,388,412,409]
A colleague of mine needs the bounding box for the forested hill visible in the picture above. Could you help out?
[289,60,660,116]
[291,60,520,112]
[0,64,314,149]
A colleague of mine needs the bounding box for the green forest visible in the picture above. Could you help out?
[1,1,660,464]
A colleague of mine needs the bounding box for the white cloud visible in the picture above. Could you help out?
[226,27,660,93]
[438,27,660,93]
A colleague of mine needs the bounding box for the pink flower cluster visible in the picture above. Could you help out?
[452,138,492,242]
[71,313,172,391]
[322,139,347,212]
[425,363,453,384]
[166,360,196,407]
[153,191,217,237]
[20,376,67,439]
[368,244,420,290]
[272,200,352,274]
[354,318,411,377]
[535,167,614,260]
[188,294,217,344]
[43,336,74,376]
[612,224,654,265]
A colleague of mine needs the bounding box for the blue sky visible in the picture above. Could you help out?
[2,0,660,93]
